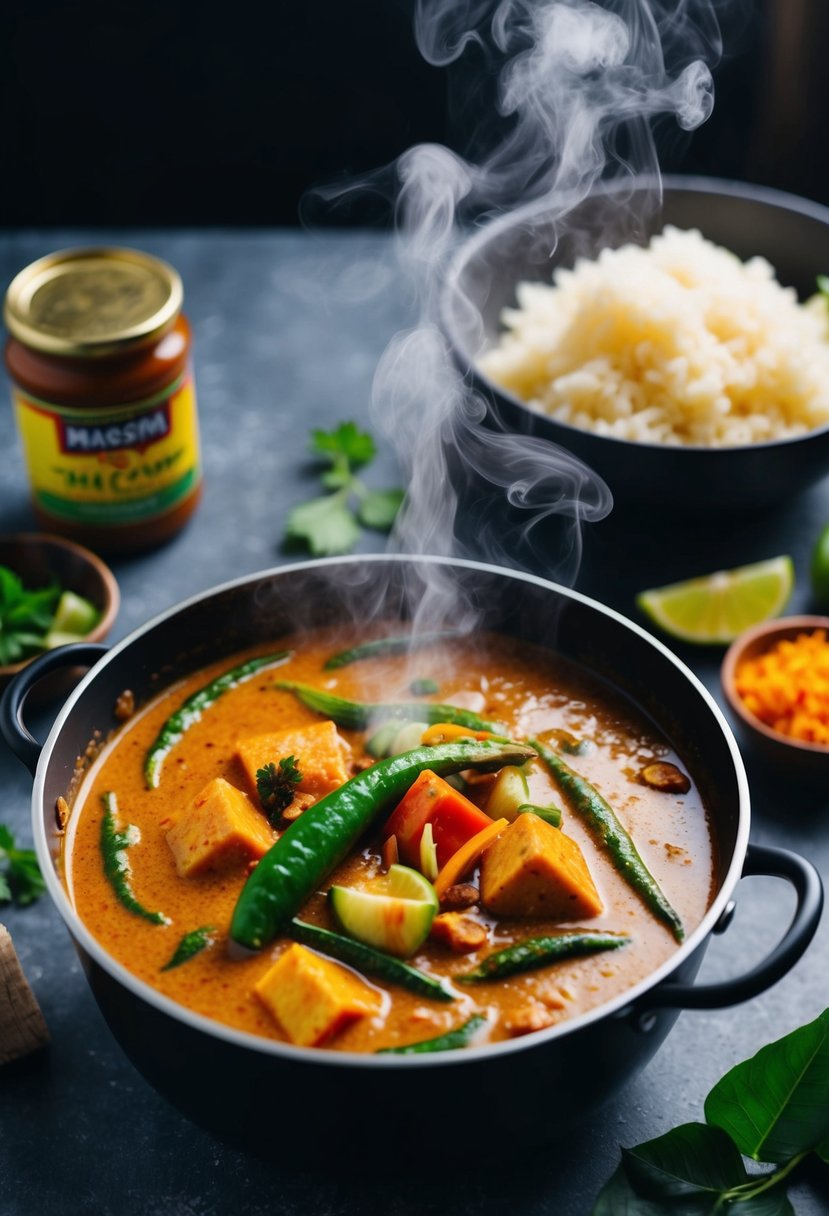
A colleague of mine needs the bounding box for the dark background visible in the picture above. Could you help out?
[2,0,828,228]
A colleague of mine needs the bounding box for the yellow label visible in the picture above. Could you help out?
[13,372,201,527]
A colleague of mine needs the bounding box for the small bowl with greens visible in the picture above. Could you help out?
[0,533,118,687]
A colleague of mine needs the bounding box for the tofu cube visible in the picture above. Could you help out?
[254,944,380,1047]
[480,813,603,920]
[165,777,275,878]
[236,720,351,805]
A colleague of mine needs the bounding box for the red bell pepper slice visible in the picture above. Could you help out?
[384,770,494,870]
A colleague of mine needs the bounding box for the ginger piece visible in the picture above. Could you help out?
[430,912,488,953]
[165,777,274,877]
[0,925,49,1066]
[254,943,380,1047]
[480,813,603,920]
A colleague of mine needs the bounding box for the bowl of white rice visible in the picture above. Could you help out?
[442,176,829,511]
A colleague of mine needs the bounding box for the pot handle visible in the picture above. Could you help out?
[635,842,822,1020]
[0,643,109,776]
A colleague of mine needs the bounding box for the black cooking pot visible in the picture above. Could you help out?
[1,556,822,1160]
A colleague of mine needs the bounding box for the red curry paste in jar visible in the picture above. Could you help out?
[4,247,202,552]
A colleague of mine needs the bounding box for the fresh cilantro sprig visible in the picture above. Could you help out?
[0,566,61,666]
[256,756,303,824]
[0,825,45,906]
[285,422,404,556]
[593,1007,829,1213]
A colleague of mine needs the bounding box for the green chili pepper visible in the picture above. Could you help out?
[161,925,216,971]
[229,738,536,951]
[323,630,463,670]
[101,792,169,925]
[375,1014,488,1055]
[145,651,292,788]
[274,681,500,733]
[531,738,684,942]
[290,919,453,1002]
[459,931,630,983]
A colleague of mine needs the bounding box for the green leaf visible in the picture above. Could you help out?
[256,755,303,823]
[0,566,23,609]
[0,564,62,663]
[622,1123,748,1201]
[0,823,45,906]
[733,1189,795,1216]
[311,422,376,469]
[592,1165,691,1215]
[705,1008,829,1163]
[285,494,361,556]
[321,465,352,490]
[358,488,404,531]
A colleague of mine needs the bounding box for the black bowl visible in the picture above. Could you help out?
[0,556,821,1160]
[441,176,829,513]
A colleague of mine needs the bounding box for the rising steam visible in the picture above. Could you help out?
[310,0,722,630]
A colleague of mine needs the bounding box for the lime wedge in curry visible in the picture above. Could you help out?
[636,556,794,644]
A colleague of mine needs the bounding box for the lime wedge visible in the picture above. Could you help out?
[44,629,88,649]
[636,556,794,645]
[51,590,100,635]
[329,864,438,958]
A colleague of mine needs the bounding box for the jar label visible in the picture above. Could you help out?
[13,372,201,527]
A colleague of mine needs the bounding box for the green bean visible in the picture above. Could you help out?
[459,932,630,983]
[531,738,684,942]
[145,651,292,788]
[375,1014,488,1055]
[323,630,462,670]
[274,681,500,733]
[229,738,536,951]
[289,919,453,1002]
[101,792,169,925]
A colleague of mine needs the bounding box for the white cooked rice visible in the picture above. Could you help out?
[478,226,829,447]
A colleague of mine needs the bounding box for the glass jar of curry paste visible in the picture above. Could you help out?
[4,247,202,552]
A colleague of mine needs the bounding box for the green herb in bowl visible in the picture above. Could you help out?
[0,563,101,665]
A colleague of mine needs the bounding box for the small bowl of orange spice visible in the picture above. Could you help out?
[722,615,829,775]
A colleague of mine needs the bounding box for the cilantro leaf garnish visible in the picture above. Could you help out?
[0,824,46,906]
[256,756,303,823]
[285,422,403,556]
[0,566,61,666]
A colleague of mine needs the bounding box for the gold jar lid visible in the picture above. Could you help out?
[3,247,183,357]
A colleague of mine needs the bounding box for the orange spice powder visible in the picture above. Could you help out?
[735,629,829,745]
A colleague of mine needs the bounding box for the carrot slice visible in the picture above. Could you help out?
[434,818,509,899]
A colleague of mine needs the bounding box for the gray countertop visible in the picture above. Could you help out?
[1,230,828,1216]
